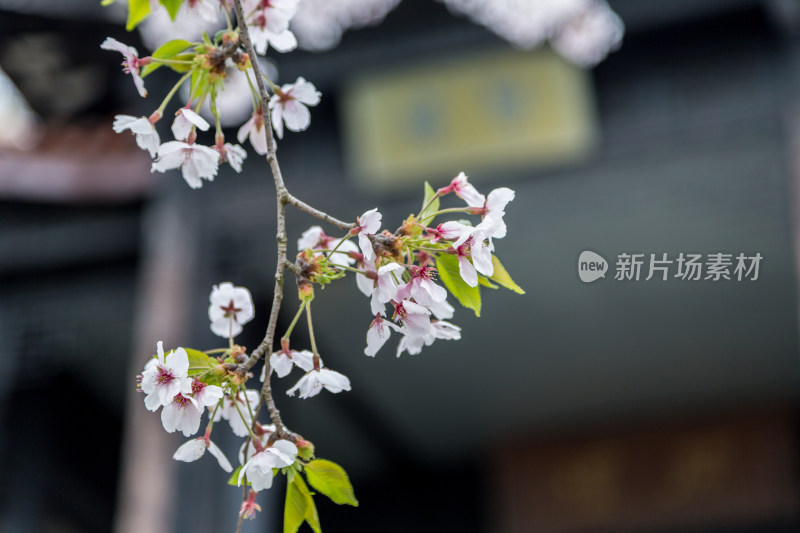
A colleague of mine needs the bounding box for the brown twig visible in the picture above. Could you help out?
[287,193,354,232]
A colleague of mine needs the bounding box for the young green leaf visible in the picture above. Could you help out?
[436,254,481,317]
[184,348,215,370]
[160,0,183,20]
[284,477,307,533]
[478,276,499,289]
[228,466,243,486]
[419,181,440,227]
[126,0,151,31]
[489,255,525,294]
[304,459,359,506]
[141,39,193,77]
[285,475,321,533]
[101,0,116,6]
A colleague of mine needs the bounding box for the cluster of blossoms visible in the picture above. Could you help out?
[138,282,303,487]
[296,172,517,360]
[102,0,320,189]
[136,173,519,506]
[115,2,522,531]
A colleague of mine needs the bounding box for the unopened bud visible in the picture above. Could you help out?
[295,438,315,460]
[298,280,315,302]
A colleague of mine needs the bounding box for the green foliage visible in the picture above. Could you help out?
[141,39,194,77]
[228,466,244,486]
[285,475,321,533]
[184,348,215,376]
[125,0,151,31]
[419,182,440,227]
[304,459,358,507]
[436,253,481,317]
[478,276,499,289]
[489,255,525,294]
[160,0,183,19]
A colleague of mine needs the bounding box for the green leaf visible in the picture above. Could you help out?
[285,475,321,533]
[160,0,183,19]
[126,0,151,30]
[182,348,215,376]
[190,68,208,101]
[436,253,481,317]
[141,39,193,77]
[478,276,499,289]
[228,466,243,486]
[419,182,440,227]
[489,255,525,294]
[304,459,359,507]
[100,0,116,6]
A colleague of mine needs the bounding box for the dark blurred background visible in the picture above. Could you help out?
[1,0,799,532]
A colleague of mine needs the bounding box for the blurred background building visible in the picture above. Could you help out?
[0,0,799,532]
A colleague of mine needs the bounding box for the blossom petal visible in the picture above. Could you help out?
[173,438,207,463]
[291,78,321,106]
[458,255,478,287]
[207,440,234,472]
[270,352,293,378]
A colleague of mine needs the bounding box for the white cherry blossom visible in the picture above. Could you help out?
[396,320,461,357]
[171,107,210,141]
[161,393,202,436]
[151,141,220,189]
[101,37,148,98]
[267,348,315,379]
[373,262,404,313]
[208,282,255,338]
[354,208,382,262]
[438,172,484,207]
[239,439,298,491]
[365,314,400,356]
[454,235,493,287]
[218,142,248,172]
[269,77,321,139]
[393,299,432,338]
[140,342,192,411]
[396,264,447,307]
[237,112,268,155]
[245,0,299,54]
[287,368,351,398]
[251,27,298,55]
[113,115,160,157]
[482,187,515,219]
[173,434,233,472]
[190,378,224,409]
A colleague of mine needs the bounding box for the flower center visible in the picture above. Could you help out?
[172,394,191,408]
[191,378,206,395]
[220,299,243,319]
[156,366,175,385]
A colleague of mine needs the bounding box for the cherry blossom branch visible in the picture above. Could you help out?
[286,193,355,232]
[232,0,352,384]
[229,2,360,528]
[232,0,291,441]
